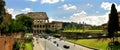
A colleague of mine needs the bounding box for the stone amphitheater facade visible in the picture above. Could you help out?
[16,12,62,33]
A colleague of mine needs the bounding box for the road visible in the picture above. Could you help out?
[38,38,61,50]
[38,36,93,50]
[49,37,93,50]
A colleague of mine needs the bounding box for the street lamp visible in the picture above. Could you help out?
[83,22,85,32]
[43,35,47,50]
[44,39,46,50]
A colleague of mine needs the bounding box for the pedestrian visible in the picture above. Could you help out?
[33,44,34,47]
[57,44,59,47]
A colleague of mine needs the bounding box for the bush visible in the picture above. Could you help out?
[114,41,119,46]
[12,41,20,50]
[53,34,61,38]
[25,37,33,42]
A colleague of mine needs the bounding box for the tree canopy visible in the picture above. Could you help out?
[0,0,6,25]
[17,15,33,33]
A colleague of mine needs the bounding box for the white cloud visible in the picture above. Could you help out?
[60,4,77,11]
[87,3,93,7]
[21,8,33,13]
[8,10,24,19]
[96,11,99,13]
[49,17,71,23]
[55,19,71,22]
[6,8,33,19]
[101,2,112,10]
[6,8,20,19]
[6,8,14,14]
[61,0,64,2]
[12,11,24,19]
[41,0,64,4]
[70,11,108,26]
[70,11,87,22]
[101,2,120,12]
[63,16,66,19]
[117,5,120,12]
[49,18,55,22]
[26,0,37,2]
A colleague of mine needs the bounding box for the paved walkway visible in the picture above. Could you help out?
[33,37,43,50]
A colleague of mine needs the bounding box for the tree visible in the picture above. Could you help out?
[0,0,6,34]
[12,40,20,50]
[17,15,33,33]
[0,19,25,35]
[45,28,54,34]
[0,13,12,35]
[108,4,119,41]
[9,19,25,33]
[0,0,5,23]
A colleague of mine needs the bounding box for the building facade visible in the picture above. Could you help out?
[118,12,120,25]
[16,12,62,33]
[49,21,62,30]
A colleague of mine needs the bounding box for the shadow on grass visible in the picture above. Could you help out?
[107,41,120,50]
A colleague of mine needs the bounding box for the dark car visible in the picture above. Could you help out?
[53,41,57,44]
[63,45,70,49]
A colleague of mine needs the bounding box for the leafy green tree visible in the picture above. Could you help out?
[9,19,25,33]
[1,22,10,34]
[45,28,55,34]
[0,0,5,23]
[0,0,6,34]
[0,19,25,35]
[108,4,119,40]
[17,15,33,33]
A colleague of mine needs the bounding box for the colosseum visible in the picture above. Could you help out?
[16,12,62,33]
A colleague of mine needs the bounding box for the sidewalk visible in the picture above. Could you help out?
[33,38,43,50]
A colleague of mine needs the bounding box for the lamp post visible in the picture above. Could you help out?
[43,35,47,50]
[83,22,85,33]
[45,39,46,50]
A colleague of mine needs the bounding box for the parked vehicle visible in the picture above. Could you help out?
[63,45,70,49]
[53,41,57,44]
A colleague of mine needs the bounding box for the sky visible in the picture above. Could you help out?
[5,0,120,26]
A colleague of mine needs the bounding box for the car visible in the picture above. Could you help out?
[40,36,43,38]
[63,45,70,49]
[56,44,59,47]
[53,41,57,44]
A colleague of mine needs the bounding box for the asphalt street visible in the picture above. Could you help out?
[38,37,93,50]
[38,38,61,50]
[49,38,83,50]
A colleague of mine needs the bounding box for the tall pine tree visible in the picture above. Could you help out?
[108,4,119,38]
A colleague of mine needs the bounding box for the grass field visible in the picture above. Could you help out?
[68,38,120,50]
[53,33,61,36]
[25,42,33,50]
[63,30,103,33]
[68,39,108,50]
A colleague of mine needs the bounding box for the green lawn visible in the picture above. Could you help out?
[68,39,120,50]
[26,33,33,35]
[25,42,33,50]
[53,34,61,36]
[63,30,103,33]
